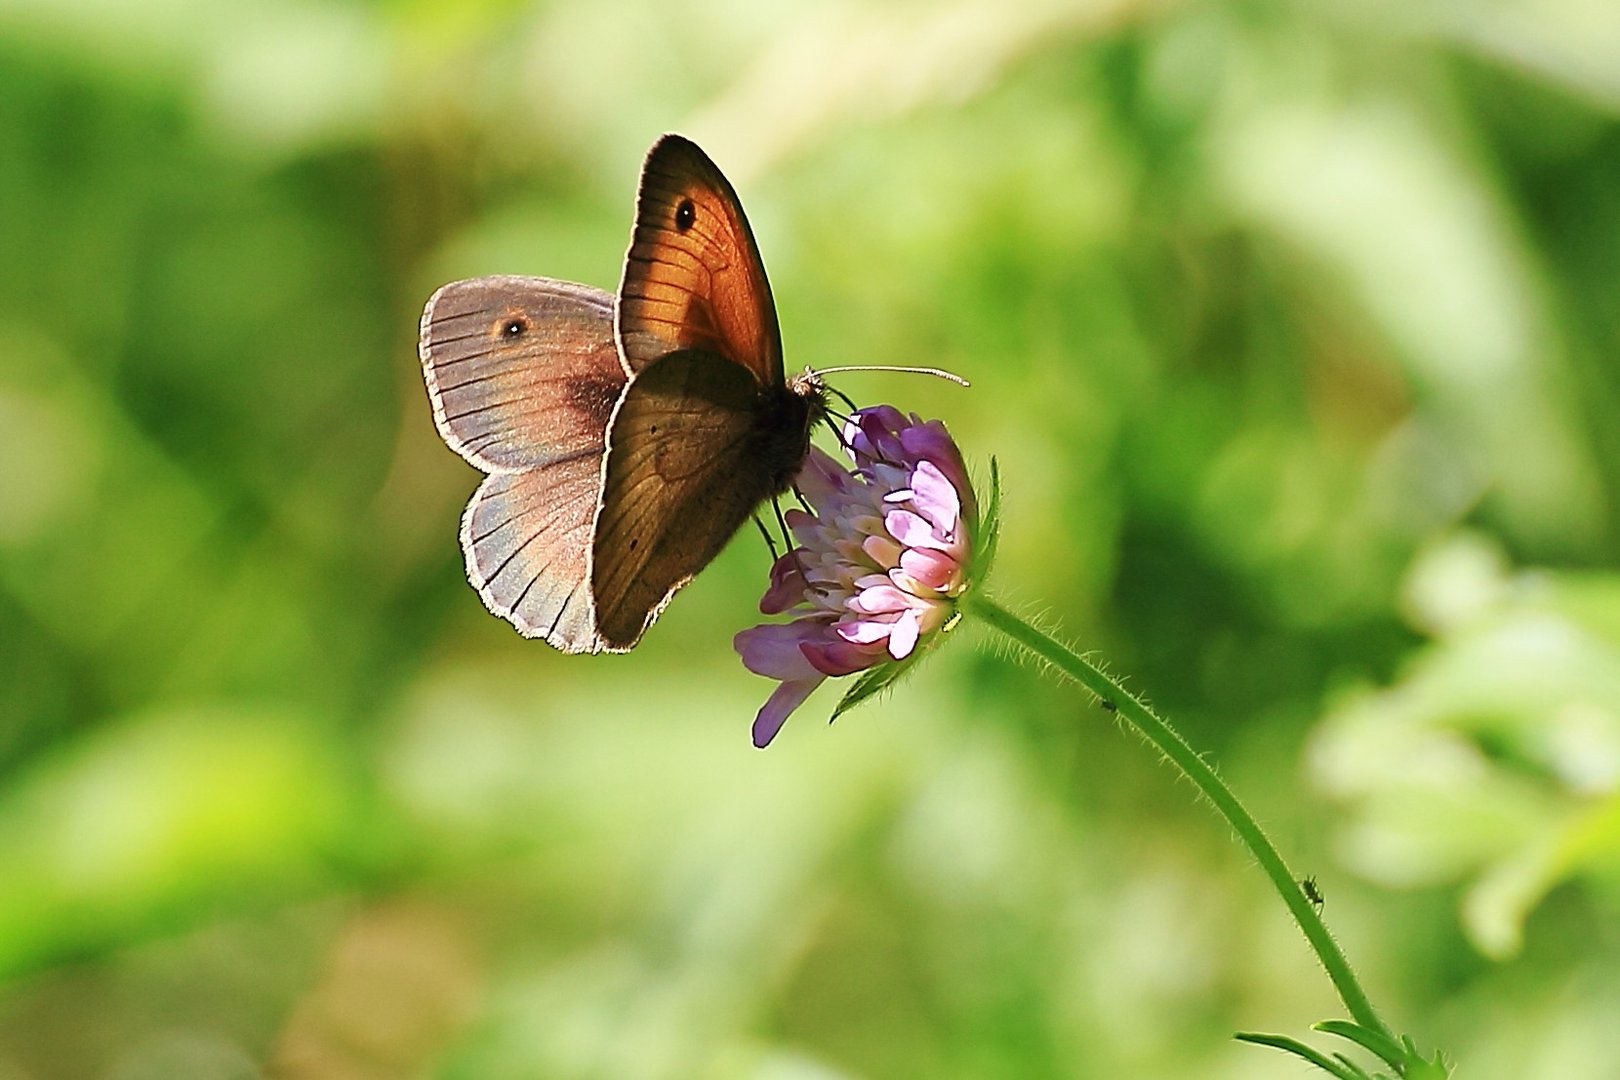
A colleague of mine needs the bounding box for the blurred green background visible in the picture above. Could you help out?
[2,0,1619,1076]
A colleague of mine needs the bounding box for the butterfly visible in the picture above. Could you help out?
[419,134,827,653]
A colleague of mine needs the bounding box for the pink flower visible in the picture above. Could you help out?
[734,406,981,747]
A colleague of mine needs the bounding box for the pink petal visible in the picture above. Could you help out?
[906,460,960,535]
[800,637,884,676]
[835,616,894,645]
[862,534,904,568]
[887,609,921,659]
[783,509,823,548]
[760,553,810,614]
[795,446,850,503]
[845,406,907,465]
[898,547,959,592]
[901,423,975,521]
[734,621,832,679]
[752,678,824,748]
[885,508,947,550]
[849,584,911,615]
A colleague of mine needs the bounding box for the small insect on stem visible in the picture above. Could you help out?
[1301,876,1325,909]
[1098,697,1117,712]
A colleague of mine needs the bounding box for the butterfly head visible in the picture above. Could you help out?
[787,368,829,416]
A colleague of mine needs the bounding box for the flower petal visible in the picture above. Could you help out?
[885,508,947,550]
[906,460,961,535]
[786,512,828,551]
[887,609,921,659]
[734,621,831,679]
[901,422,975,522]
[752,678,823,748]
[801,637,884,676]
[760,553,810,614]
[796,446,850,503]
[862,534,904,568]
[844,406,907,465]
[849,584,912,615]
[898,547,959,592]
[835,616,894,645]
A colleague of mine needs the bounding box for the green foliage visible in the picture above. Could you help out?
[2,0,1620,1076]
[1238,1021,1452,1080]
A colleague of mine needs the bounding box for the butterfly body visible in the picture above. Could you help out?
[420,135,825,652]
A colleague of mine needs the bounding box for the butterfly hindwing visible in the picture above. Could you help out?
[591,349,795,649]
[461,462,608,651]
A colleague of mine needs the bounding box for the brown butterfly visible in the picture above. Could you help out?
[419,134,827,653]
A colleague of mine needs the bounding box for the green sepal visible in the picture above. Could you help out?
[829,608,962,722]
[971,456,1001,586]
[1234,1033,1371,1079]
[830,652,917,722]
[1237,1022,1451,1079]
[1314,1021,1407,1069]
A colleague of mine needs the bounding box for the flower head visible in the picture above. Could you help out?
[734,406,982,747]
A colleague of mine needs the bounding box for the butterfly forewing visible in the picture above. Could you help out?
[616,135,783,383]
[420,276,628,653]
[420,276,626,472]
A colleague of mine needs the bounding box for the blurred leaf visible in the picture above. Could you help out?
[0,706,349,977]
[1312,532,1620,955]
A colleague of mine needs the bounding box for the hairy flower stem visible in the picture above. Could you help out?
[963,592,1392,1040]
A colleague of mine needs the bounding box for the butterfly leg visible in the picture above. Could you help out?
[751,512,782,562]
[821,409,851,443]
[769,492,799,552]
[772,492,828,599]
[788,482,814,516]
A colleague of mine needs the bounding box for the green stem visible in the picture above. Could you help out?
[963,592,1391,1040]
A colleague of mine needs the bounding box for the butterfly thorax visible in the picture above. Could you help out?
[758,372,827,493]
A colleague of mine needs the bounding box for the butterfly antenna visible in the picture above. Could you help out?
[812,363,969,387]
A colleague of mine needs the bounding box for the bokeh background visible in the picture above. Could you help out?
[3,0,1619,1076]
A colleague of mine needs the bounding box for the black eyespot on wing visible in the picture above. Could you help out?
[674,198,696,232]
[500,315,529,338]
